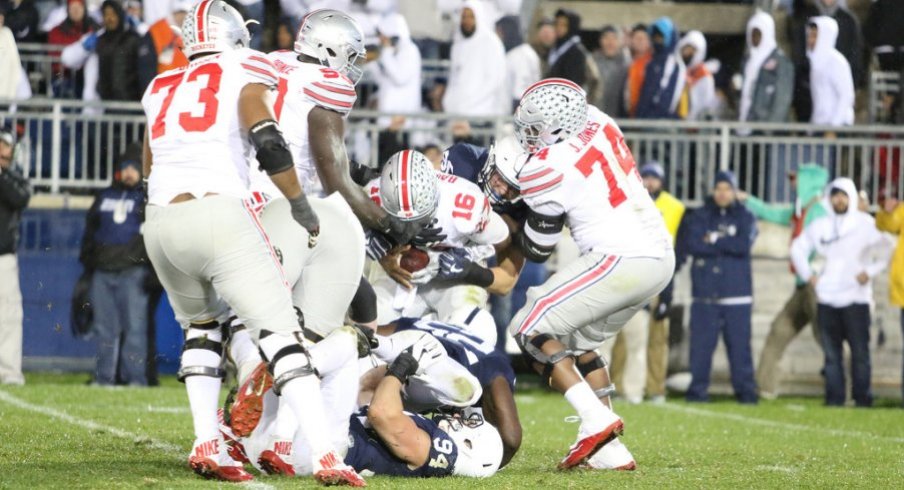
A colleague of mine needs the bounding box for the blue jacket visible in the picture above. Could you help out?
[79,183,146,271]
[677,198,757,301]
[635,17,683,119]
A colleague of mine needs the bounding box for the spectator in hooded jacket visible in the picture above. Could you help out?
[80,153,150,386]
[496,15,540,111]
[136,0,190,94]
[740,11,794,124]
[791,178,893,407]
[47,0,99,99]
[94,0,141,102]
[815,0,864,87]
[1,0,38,42]
[625,23,651,117]
[863,0,904,72]
[677,171,758,404]
[677,30,716,121]
[442,0,507,116]
[807,16,854,127]
[547,8,586,88]
[592,25,628,117]
[635,17,685,119]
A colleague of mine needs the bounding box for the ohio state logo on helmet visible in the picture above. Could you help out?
[379,150,440,222]
[514,78,589,153]
[181,0,251,59]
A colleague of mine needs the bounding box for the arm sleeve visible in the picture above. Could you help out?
[790,223,817,282]
[301,68,357,116]
[744,194,793,225]
[832,60,856,126]
[678,210,720,258]
[238,50,279,88]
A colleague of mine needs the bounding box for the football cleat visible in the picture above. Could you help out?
[583,437,636,471]
[218,409,250,465]
[557,419,624,470]
[259,439,296,476]
[313,450,367,487]
[188,437,253,482]
[229,362,272,437]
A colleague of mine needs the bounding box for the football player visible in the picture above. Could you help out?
[364,150,510,328]
[367,313,522,468]
[503,78,675,471]
[140,1,362,484]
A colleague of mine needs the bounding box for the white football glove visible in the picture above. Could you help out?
[409,250,441,285]
[409,333,445,375]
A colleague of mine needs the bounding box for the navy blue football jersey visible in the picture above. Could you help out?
[345,407,458,477]
[395,317,516,395]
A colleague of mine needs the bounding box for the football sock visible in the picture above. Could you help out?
[565,381,609,431]
[185,375,222,444]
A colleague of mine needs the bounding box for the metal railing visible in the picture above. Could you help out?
[3,98,904,205]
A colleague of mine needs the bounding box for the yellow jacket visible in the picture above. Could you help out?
[876,204,904,307]
[655,190,686,242]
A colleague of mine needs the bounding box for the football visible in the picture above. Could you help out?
[400,247,430,273]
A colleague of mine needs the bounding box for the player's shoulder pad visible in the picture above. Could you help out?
[235,47,279,87]
[517,153,564,201]
[300,63,357,116]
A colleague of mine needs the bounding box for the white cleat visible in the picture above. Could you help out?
[584,437,636,471]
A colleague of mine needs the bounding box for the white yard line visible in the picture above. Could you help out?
[0,389,276,490]
[656,402,904,444]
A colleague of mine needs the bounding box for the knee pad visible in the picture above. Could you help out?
[258,329,318,395]
[516,333,574,386]
[178,320,226,382]
[576,354,616,399]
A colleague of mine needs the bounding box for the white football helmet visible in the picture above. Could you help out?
[379,150,440,222]
[181,0,251,59]
[514,78,588,152]
[436,413,503,478]
[295,9,366,84]
[479,135,528,205]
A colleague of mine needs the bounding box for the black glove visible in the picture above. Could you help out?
[352,323,379,358]
[289,194,320,247]
[365,232,394,261]
[410,219,446,248]
[437,248,494,287]
[386,348,419,383]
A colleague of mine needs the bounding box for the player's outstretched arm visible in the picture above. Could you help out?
[368,359,431,467]
[480,376,522,468]
[308,106,387,229]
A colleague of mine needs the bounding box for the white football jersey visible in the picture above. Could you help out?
[248,50,358,198]
[142,48,278,206]
[367,170,508,255]
[519,106,671,257]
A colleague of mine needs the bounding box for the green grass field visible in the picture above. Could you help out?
[1,374,902,489]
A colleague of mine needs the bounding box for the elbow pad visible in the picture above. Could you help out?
[516,210,564,263]
[249,119,294,176]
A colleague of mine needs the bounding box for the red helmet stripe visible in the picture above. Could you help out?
[521,77,584,99]
[195,0,212,43]
[400,150,412,215]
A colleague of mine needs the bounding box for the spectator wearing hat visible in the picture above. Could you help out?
[137,0,190,94]
[47,0,99,99]
[676,170,758,404]
[79,148,150,386]
[791,178,893,407]
[635,17,685,119]
[0,128,30,386]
